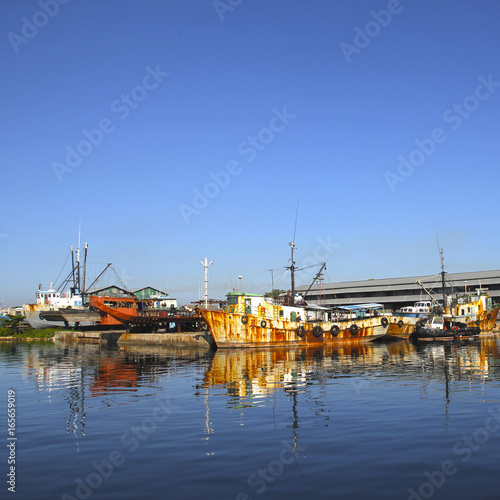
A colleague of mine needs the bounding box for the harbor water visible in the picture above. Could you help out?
[1,337,500,500]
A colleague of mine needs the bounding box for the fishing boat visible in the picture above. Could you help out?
[197,241,416,347]
[410,315,480,342]
[415,248,500,333]
[395,301,432,318]
[23,242,112,328]
[447,289,499,332]
[198,292,414,347]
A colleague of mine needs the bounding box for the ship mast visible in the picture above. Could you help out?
[70,246,76,295]
[288,201,299,306]
[439,247,447,314]
[82,243,88,303]
[289,241,296,306]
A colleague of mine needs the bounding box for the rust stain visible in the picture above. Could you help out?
[198,306,419,348]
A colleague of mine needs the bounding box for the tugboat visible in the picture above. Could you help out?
[410,315,480,342]
[414,247,500,334]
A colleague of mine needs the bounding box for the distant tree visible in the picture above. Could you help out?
[2,314,27,333]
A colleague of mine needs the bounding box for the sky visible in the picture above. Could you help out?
[1,0,499,307]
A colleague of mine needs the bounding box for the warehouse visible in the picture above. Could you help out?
[298,270,500,311]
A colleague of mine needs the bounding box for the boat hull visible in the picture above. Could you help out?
[199,308,416,347]
[462,307,500,332]
[411,327,481,342]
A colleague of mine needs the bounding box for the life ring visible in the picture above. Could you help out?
[330,325,340,337]
[312,326,323,338]
[381,317,389,327]
[45,298,49,304]
[260,320,267,328]
[296,326,305,338]
[452,326,457,331]
[61,293,66,298]
[487,313,492,320]
[397,320,404,328]
[241,316,249,324]
[349,324,359,336]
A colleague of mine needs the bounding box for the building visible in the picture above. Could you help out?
[86,285,177,308]
[298,270,500,311]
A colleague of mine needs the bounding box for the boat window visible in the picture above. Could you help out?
[227,296,238,306]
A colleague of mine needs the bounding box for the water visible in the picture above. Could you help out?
[1,337,500,500]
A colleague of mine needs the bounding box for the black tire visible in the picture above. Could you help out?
[381,317,389,327]
[330,325,340,337]
[349,324,359,336]
[398,320,404,328]
[296,326,305,338]
[312,326,323,338]
[487,313,492,320]
[260,320,267,328]
[241,316,248,324]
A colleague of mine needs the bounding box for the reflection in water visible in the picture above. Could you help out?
[3,336,500,438]
[201,337,500,402]
[2,337,500,499]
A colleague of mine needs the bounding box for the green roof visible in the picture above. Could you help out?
[226,292,263,298]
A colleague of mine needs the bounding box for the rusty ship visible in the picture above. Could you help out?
[197,241,418,347]
[414,248,500,333]
[197,243,499,347]
[197,292,414,347]
[88,295,206,334]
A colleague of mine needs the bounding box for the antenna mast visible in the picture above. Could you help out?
[200,258,213,308]
[436,235,447,313]
[288,200,299,306]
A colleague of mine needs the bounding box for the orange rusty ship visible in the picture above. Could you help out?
[197,292,415,347]
[89,295,204,332]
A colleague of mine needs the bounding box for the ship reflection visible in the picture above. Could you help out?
[200,336,500,404]
[8,334,500,442]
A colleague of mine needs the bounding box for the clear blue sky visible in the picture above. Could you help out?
[1,0,499,307]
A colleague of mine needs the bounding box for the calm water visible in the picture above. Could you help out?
[1,337,500,500]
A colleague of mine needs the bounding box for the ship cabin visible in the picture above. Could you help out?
[225,293,384,324]
[35,282,82,307]
[451,290,493,317]
[225,292,304,322]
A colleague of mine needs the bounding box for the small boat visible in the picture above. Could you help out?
[410,315,480,342]
[395,301,432,318]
